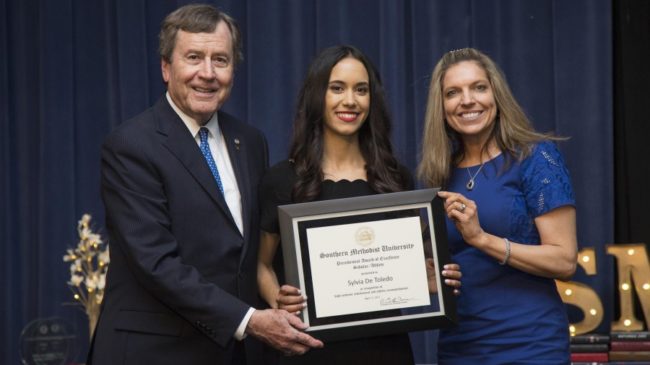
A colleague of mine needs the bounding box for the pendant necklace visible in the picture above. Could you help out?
[465,162,485,191]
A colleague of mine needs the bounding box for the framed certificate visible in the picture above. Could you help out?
[278,188,456,342]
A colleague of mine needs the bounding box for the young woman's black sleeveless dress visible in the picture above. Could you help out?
[259,160,415,365]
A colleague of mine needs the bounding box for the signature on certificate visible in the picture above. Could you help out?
[380,296,413,306]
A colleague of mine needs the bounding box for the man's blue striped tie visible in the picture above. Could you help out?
[199,127,224,195]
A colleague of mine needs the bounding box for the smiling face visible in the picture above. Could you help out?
[442,61,497,144]
[161,21,234,124]
[322,57,370,139]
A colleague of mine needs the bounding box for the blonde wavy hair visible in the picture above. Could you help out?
[417,48,561,188]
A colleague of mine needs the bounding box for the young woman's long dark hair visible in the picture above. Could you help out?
[289,45,408,202]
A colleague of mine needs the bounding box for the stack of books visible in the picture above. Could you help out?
[608,331,650,364]
[570,333,610,364]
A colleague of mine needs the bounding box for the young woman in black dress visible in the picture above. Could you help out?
[257,45,461,364]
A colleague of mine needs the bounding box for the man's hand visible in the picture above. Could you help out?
[246,309,324,356]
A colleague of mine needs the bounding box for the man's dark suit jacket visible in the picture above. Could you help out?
[88,97,267,365]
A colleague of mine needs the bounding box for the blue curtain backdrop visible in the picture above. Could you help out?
[1,0,612,364]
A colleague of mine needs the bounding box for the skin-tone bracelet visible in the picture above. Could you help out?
[499,238,511,265]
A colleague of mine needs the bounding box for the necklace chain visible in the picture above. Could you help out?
[465,163,485,191]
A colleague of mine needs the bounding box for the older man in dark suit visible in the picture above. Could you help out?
[88,4,322,365]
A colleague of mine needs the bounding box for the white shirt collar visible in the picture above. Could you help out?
[165,92,221,139]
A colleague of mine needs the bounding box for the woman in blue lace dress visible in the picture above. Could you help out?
[417,48,577,364]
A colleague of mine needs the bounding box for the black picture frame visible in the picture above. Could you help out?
[278,188,456,342]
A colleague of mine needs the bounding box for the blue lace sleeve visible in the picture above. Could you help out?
[521,141,576,217]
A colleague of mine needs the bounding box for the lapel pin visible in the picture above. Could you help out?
[234,138,240,150]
